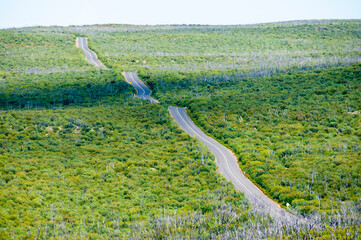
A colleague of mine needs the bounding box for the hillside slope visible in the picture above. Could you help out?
[1,21,360,238]
[141,63,361,216]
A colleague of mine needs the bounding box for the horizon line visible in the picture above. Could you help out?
[1,18,360,30]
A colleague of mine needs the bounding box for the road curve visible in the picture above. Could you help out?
[169,106,301,222]
[76,37,107,69]
[122,72,159,103]
[75,38,300,222]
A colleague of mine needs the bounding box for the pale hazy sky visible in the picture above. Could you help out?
[0,0,360,28]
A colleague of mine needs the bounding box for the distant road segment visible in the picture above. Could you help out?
[169,106,301,222]
[76,37,107,69]
[122,72,159,103]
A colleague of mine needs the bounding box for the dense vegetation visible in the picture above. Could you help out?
[1,88,360,239]
[0,28,91,73]
[1,20,361,238]
[0,69,132,109]
[141,63,361,216]
[88,20,361,75]
[2,20,360,75]
[1,101,254,238]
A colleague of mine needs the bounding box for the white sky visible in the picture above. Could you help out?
[0,0,360,28]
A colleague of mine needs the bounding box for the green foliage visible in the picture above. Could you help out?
[87,20,361,74]
[143,64,361,215]
[1,20,361,238]
[0,103,252,238]
[0,70,132,109]
[0,28,90,73]
[4,21,358,75]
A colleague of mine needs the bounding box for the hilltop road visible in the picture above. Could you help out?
[76,37,107,69]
